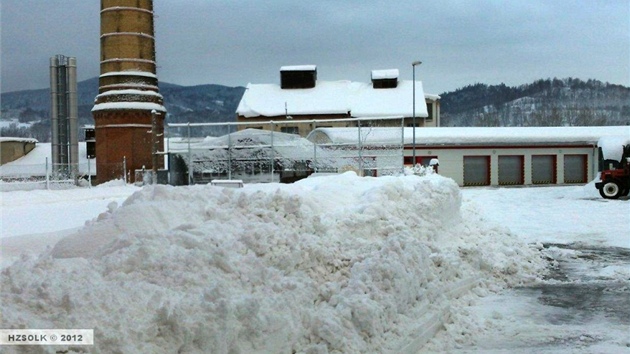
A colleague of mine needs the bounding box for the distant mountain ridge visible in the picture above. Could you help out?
[440,78,630,127]
[1,77,245,140]
[2,77,628,142]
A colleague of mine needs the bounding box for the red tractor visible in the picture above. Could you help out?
[596,137,630,199]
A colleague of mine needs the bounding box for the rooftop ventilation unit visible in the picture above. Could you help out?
[371,69,399,89]
[280,65,317,89]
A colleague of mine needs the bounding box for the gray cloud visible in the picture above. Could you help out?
[1,0,628,95]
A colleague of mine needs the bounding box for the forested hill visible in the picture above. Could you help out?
[1,78,245,141]
[2,77,629,141]
[440,78,630,127]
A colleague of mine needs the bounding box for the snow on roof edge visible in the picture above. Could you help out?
[91,102,167,112]
[280,65,317,71]
[99,71,158,79]
[371,69,399,80]
[307,126,630,146]
[95,89,163,99]
[0,137,38,143]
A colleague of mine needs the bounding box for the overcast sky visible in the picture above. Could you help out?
[1,0,628,95]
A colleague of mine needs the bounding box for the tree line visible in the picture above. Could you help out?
[440,78,630,127]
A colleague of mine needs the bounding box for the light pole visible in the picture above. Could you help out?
[412,60,422,166]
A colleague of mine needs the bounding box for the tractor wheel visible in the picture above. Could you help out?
[621,187,630,197]
[599,181,622,199]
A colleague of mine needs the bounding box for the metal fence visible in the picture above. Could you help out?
[167,117,407,185]
[0,158,125,191]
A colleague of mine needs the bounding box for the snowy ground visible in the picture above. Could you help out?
[0,174,628,353]
[428,184,630,353]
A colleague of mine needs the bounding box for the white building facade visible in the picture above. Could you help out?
[308,126,630,187]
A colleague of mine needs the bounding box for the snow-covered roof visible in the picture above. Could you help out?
[236,80,429,118]
[167,129,402,175]
[307,126,630,146]
[169,129,317,160]
[424,94,441,101]
[0,137,38,143]
[199,129,310,150]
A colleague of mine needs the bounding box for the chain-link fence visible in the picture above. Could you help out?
[97,160,128,185]
[167,117,407,185]
[0,158,125,191]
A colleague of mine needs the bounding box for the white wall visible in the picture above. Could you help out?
[407,145,597,187]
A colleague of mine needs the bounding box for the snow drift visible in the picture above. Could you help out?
[0,172,545,353]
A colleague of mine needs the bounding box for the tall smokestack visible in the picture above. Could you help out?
[92,0,166,183]
[50,54,79,179]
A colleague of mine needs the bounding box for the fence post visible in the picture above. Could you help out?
[45,157,50,190]
[187,123,192,185]
[270,121,275,182]
[312,120,317,173]
[165,124,170,185]
[228,127,232,180]
[401,116,405,174]
[88,158,91,188]
[358,119,363,176]
[123,156,127,184]
[151,110,159,185]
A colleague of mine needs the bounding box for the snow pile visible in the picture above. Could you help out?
[598,135,630,162]
[0,172,545,353]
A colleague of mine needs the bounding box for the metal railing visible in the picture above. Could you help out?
[0,158,126,191]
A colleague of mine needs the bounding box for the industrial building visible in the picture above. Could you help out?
[0,138,37,165]
[236,66,440,137]
[307,126,630,187]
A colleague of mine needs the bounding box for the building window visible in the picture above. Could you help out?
[363,169,377,177]
[564,154,587,183]
[419,156,437,168]
[532,155,557,184]
[404,155,437,167]
[498,155,524,185]
[426,102,433,121]
[464,156,490,186]
[280,126,299,135]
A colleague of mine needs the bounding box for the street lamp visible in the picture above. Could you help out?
[412,60,422,166]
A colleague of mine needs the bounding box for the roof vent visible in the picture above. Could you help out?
[371,69,399,89]
[280,65,317,89]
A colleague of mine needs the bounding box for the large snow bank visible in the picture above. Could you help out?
[0,173,545,353]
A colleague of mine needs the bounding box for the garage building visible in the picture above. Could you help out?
[307,126,630,187]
